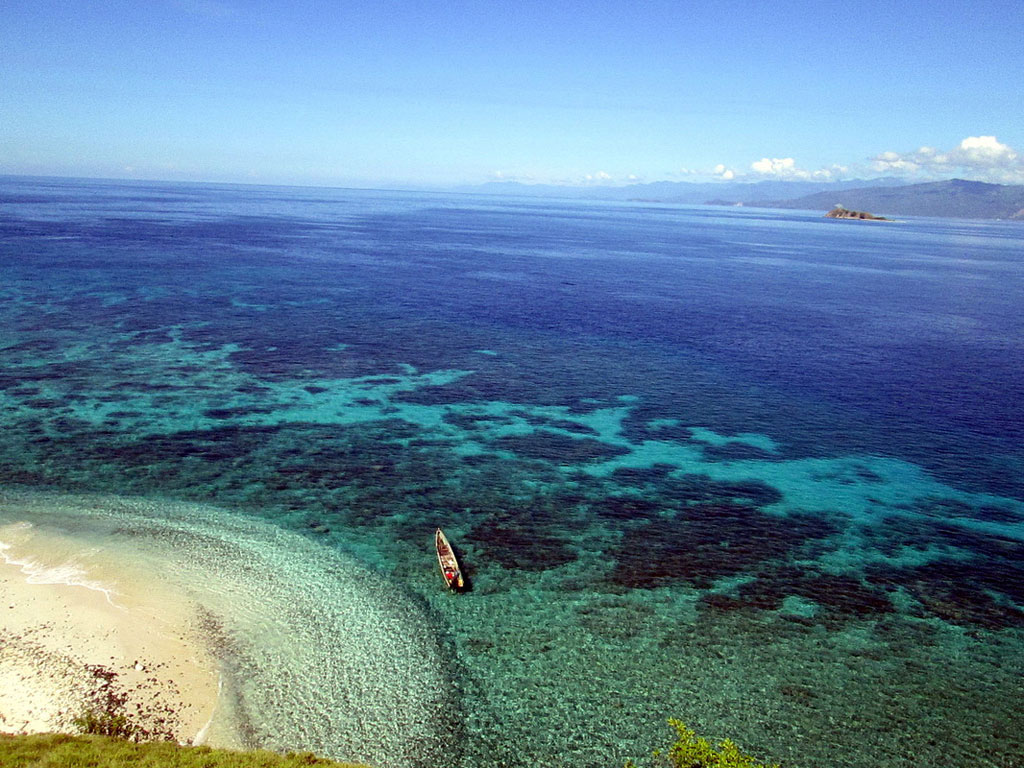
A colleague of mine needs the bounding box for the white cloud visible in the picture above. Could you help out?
[748,158,848,181]
[751,157,797,176]
[498,135,1022,188]
[713,164,735,180]
[486,169,644,186]
[871,136,1023,183]
[488,170,541,183]
[579,170,626,186]
[953,135,1017,166]
[672,159,846,183]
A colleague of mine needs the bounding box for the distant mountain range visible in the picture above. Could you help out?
[453,177,1024,220]
[453,177,909,205]
[729,179,1024,220]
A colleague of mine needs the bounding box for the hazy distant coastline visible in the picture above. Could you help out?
[743,179,1024,220]
[454,177,1024,220]
[452,176,911,204]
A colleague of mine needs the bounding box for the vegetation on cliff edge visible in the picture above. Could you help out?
[627,719,779,768]
[2,719,775,768]
[0,733,369,768]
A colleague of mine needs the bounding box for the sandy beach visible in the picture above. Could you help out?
[0,491,456,768]
[0,521,222,744]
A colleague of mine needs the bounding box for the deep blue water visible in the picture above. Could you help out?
[1,176,1023,767]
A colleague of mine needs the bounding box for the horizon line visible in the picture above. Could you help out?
[0,171,1000,195]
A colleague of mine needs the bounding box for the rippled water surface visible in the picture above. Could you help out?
[1,176,1023,767]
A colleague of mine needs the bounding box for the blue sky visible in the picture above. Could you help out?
[3,0,1022,187]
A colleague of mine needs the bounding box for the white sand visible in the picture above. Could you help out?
[0,522,221,744]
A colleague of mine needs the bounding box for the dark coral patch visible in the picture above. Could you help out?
[974,505,1023,524]
[0,467,52,486]
[609,505,836,590]
[491,430,629,464]
[698,593,749,613]
[796,573,894,618]
[467,518,578,571]
[9,386,42,397]
[866,556,1024,630]
[545,419,600,436]
[459,453,497,467]
[443,412,517,431]
[719,567,895,623]
[0,367,70,388]
[662,473,784,507]
[864,514,1024,601]
[913,497,1023,525]
[130,329,177,344]
[508,410,600,436]
[87,427,276,465]
[203,405,277,419]
[463,488,593,573]
[3,339,64,354]
[619,418,694,444]
[235,384,272,395]
[608,464,676,487]
[85,420,422,476]
[852,464,885,483]
[906,568,1024,630]
[860,510,1024,629]
[589,495,664,523]
[24,398,67,409]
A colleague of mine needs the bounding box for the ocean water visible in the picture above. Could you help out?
[1,176,1022,767]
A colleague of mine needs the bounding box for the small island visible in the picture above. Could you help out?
[825,206,889,221]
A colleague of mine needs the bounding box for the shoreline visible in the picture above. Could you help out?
[0,522,225,745]
[0,490,458,768]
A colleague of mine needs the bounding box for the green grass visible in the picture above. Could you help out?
[0,733,371,768]
[5,720,777,768]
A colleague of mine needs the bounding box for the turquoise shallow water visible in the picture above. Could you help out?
[1,177,1023,766]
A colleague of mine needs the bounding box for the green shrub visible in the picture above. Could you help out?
[72,708,141,740]
[629,719,779,768]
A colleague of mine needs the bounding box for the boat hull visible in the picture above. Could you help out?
[435,528,465,591]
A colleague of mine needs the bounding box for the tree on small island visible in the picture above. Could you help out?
[825,205,889,221]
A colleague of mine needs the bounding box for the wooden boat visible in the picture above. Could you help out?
[435,528,465,591]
